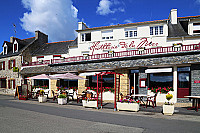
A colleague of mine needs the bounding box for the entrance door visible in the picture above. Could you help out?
[177,72,190,98]
[130,73,139,95]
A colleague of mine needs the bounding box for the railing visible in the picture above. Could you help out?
[22,60,51,67]
[22,43,200,67]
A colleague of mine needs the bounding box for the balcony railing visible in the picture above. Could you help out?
[22,43,200,67]
[22,60,51,67]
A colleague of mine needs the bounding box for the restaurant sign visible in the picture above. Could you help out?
[90,38,159,54]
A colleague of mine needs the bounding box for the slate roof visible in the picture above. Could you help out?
[76,19,167,32]
[0,37,35,58]
[168,20,188,37]
[32,38,77,56]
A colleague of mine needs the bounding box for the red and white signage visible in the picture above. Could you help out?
[90,38,159,54]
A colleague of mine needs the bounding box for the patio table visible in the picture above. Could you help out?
[131,94,148,107]
[184,96,200,112]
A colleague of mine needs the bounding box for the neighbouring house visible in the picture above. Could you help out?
[20,38,78,94]
[0,31,48,93]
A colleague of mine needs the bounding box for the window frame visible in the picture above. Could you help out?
[150,25,164,36]
[13,41,18,53]
[124,28,137,38]
[3,45,7,55]
[81,32,91,42]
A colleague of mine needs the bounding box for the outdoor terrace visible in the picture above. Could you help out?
[22,43,200,67]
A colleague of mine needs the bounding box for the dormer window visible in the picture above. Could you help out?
[13,40,18,53]
[3,45,7,55]
[81,33,91,42]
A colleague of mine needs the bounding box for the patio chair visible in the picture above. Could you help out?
[146,93,157,108]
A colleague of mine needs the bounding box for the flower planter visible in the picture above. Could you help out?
[163,105,174,115]
[38,96,47,103]
[82,100,97,108]
[58,98,67,105]
[19,97,27,100]
[117,102,139,112]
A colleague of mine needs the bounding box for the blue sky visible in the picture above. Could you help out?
[1,0,200,52]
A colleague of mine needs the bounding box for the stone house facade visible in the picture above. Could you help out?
[0,31,48,92]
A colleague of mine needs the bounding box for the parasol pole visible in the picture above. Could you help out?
[96,74,99,109]
[114,73,117,111]
[101,74,103,109]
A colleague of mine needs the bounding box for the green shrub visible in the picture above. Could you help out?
[58,94,67,98]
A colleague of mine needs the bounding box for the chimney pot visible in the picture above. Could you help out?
[170,9,177,24]
[78,22,88,30]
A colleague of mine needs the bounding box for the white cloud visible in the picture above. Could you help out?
[124,19,133,23]
[196,0,200,4]
[20,0,78,42]
[96,0,125,15]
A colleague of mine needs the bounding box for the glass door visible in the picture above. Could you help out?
[130,73,139,95]
[177,67,190,98]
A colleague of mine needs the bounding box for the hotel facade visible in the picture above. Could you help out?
[5,9,200,103]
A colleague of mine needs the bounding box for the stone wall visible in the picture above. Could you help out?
[48,52,200,73]
[115,69,129,96]
[191,64,200,96]
[78,76,87,94]
[138,73,148,94]
[0,55,22,89]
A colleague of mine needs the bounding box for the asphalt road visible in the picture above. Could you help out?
[0,95,200,133]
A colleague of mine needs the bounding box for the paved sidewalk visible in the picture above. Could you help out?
[5,94,199,122]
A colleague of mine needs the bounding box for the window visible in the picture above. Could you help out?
[81,33,91,42]
[8,60,15,69]
[150,26,163,35]
[102,30,113,40]
[0,62,5,70]
[87,75,114,88]
[159,26,163,34]
[149,73,173,88]
[150,27,153,35]
[193,23,200,34]
[155,26,158,35]
[125,28,137,37]
[13,43,18,53]
[0,78,6,88]
[3,45,7,55]
[8,79,15,89]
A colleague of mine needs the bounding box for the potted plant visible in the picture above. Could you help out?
[163,93,174,115]
[38,90,47,103]
[173,43,182,47]
[58,94,67,105]
[82,98,97,108]
[117,99,140,112]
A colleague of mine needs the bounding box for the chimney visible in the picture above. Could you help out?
[10,36,14,43]
[170,9,177,24]
[35,30,48,43]
[78,22,88,30]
